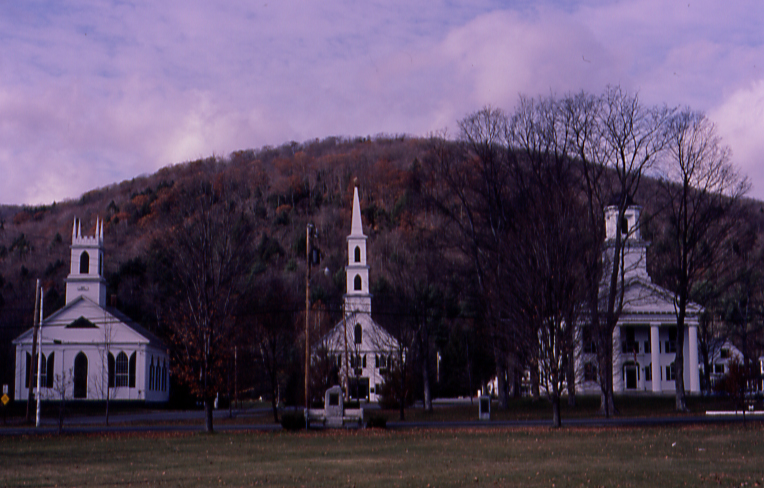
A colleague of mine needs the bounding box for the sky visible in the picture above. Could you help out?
[1,0,762,205]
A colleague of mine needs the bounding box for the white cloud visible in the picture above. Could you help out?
[711,80,764,199]
[0,0,762,204]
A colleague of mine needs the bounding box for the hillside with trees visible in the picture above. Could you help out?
[2,87,763,426]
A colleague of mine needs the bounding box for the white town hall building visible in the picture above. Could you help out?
[576,203,702,394]
[13,218,170,403]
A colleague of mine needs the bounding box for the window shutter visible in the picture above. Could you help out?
[129,352,136,388]
[108,353,115,388]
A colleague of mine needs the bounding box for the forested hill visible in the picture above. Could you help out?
[0,135,435,390]
[2,120,763,408]
[0,134,429,317]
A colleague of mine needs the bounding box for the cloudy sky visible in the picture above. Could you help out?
[1,0,762,205]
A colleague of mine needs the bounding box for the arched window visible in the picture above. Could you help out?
[128,352,136,388]
[46,353,55,388]
[80,251,90,274]
[25,352,32,388]
[149,358,155,391]
[354,246,361,263]
[98,253,103,276]
[354,275,362,291]
[73,352,88,398]
[27,353,48,388]
[115,352,128,387]
[354,323,362,344]
[108,352,115,388]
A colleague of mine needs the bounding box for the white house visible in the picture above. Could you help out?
[577,203,702,394]
[13,217,170,403]
[318,185,398,402]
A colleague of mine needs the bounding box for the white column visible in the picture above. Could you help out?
[612,327,622,392]
[688,326,700,393]
[651,325,661,393]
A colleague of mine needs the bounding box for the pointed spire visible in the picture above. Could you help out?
[77,219,82,238]
[99,217,104,240]
[350,182,364,237]
[72,217,77,240]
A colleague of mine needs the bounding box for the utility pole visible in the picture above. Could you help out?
[305,223,314,423]
[35,287,44,427]
[25,279,41,424]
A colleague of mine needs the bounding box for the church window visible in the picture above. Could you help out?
[354,324,362,344]
[354,246,361,263]
[666,362,676,381]
[162,361,167,391]
[38,354,47,388]
[46,353,54,388]
[362,354,367,368]
[620,217,629,235]
[26,353,49,388]
[584,362,597,382]
[25,353,31,388]
[645,364,652,381]
[73,352,88,398]
[714,363,725,374]
[665,328,677,353]
[582,327,597,354]
[621,328,638,354]
[115,352,129,387]
[80,251,90,274]
[108,352,115,388]
[354,275,362,291]
[129,352,136,388]
[98,253,103,276]
[149,358,155,391]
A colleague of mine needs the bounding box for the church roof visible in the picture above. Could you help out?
[319,312,398,353]
[350,186,365,238]
[13,295,165,349]
[605,275,702,323]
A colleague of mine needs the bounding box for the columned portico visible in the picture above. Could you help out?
[650,324,661,393]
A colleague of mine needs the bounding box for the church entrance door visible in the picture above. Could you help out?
[624,364,638,390]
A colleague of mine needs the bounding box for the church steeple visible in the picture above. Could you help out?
[603,203,649,281]
[345,183,371,315]
[65,217,107,306]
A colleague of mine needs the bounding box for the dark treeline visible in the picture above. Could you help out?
[1,87,762,428]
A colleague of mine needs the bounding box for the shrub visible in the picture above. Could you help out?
[366,414,387,429]
[280,411,305,431]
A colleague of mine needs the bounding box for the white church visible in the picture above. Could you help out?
[317,185,398,402]
[576,203,702,394]
[13,218,170,403]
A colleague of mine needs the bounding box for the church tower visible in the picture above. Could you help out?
[603,203,649,281]
[65,217,107,306]
[345,184,372,315]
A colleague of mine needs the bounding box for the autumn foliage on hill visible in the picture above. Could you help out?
[2,90,764,425]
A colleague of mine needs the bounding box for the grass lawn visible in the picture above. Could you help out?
[2,424,763,487]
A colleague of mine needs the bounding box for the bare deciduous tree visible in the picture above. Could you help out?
[656,109,749,410]
[157,178,257,432]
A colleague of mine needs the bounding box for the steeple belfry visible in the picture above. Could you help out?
[345,184,371,315]
[65,217,107,306]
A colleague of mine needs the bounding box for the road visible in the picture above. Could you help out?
[2,405,762,435]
